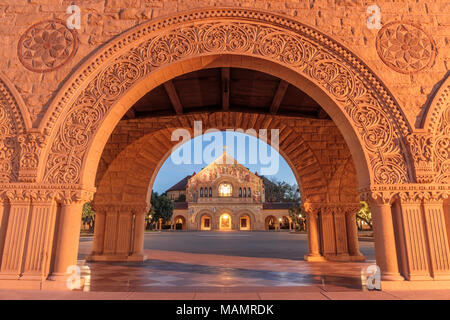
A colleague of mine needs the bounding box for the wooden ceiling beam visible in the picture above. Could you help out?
[163,80,183,115]
[221,67,230,111]
[270,80,289,114]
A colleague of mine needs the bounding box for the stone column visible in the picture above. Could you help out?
[49,200,85,279]
[21,192,58,280]
[345,207,365,261]
[396,192,432,280]
[87,203,147,262]
[421,192,450,280]
[91,207,106,255]
[304,205,324,261]
[0,191,32,279]
[131,210,146,260]
[368,196,404,281]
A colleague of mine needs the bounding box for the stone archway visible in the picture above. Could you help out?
[0,8,448,290]
[265,215,276,231]
[173,215,186,230]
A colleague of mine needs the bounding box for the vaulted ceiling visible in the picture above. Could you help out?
[124,68,330,120]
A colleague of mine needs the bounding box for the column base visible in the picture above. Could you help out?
[304,254,326,262]
[381,279,450,291]
[0,276,85,291]
[381,272,405,281]
[0,279,42,290]
[44,274,85,291]
[323,253,366,262]
[86,253,147,262]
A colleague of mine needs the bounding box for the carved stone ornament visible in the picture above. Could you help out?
[376,21,436,74]
[42,9,411,186]
[17,132,45,182]
[17,19,78,73]
[406,133,434,183]
[0,75,26,183]
[434,105,450,184]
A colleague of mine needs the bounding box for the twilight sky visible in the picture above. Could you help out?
[152,131,297,194]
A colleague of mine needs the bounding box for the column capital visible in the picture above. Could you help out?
[54,189,94,205]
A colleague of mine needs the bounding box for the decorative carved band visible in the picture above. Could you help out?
[303,202,360,215]
[0,183,95,204]
[360,184,450,205]
[42,8,411,186]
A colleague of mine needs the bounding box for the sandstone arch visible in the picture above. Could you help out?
[37,8,414,188]
[0,8,448,291]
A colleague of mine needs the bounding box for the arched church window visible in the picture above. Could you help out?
[243,187,246,197]
[200,188,203,197]
[204,187,208,197]
[209,187,212,197]
[218,183,232,197]
[239,188,242,197]
[248,187,251,197]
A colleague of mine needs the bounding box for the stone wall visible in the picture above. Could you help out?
[0,0,448,127]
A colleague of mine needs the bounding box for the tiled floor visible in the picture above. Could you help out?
[80,249,371,293]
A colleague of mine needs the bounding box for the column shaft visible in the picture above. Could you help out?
[370,202,404,281]
[51,202,84,277]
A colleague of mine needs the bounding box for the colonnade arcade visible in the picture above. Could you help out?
[0,9,448,290]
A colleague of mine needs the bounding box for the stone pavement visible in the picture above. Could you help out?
[0,249,449,299]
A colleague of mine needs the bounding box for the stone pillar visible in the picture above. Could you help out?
[50,201,84,279]
[132,211,146,259]
[397,192,432,280]
[21,193,57,281]
[304,205,324,261]
[368,197,404,281]
[422,195,450,279]
[333,207,349,257]
[91,208,106,255]
[0,192,32,279]
[87,203,147,262]
[345,207,365,261]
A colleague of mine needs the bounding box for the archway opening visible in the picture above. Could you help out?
[174,215,186,230]
[77,63,372,292]
[239,215,251,231]
[219,213,232,231]
[200,214,212,231]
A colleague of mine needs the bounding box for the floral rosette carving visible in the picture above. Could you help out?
[18,19,78,73]
[376,21,436,74]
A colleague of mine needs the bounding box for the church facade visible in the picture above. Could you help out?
[167,151,295,231]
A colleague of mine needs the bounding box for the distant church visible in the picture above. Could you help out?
[166,149,297,231]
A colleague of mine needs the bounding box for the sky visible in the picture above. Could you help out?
[152,131,297,194]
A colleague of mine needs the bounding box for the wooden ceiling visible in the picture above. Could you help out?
[125,68,330,120]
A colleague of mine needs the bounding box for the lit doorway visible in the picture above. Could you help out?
[219,213,232,231]
[201,215,212,230]
[240,215,250,231]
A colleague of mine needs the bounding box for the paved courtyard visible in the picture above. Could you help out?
[76,231,379,294]
[1,232,450,299]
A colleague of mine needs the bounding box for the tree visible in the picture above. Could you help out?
[82,202,95,233]
[262,176,300,202]
[149,192,174,224]
[288,205,307,231]
[356,201,373,230]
